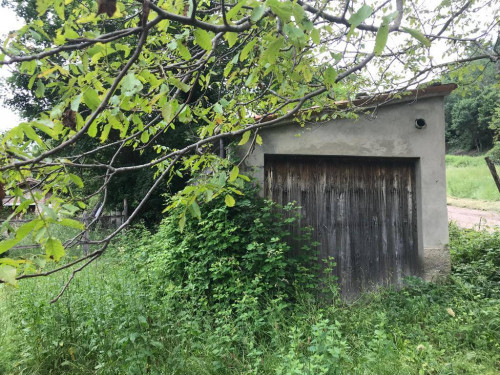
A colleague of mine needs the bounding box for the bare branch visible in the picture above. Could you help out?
[50,252,103,303]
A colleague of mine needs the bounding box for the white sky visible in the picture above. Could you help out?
[0,6,24,131]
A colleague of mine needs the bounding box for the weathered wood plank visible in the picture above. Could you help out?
[264,155,418,298]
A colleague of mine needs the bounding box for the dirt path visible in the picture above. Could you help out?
[448,205,500,230]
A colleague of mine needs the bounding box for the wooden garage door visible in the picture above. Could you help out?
[264,155,419,297]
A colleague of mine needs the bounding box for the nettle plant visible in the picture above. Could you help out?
[0,0,498,298]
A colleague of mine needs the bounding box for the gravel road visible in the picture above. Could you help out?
[448,205,500,231]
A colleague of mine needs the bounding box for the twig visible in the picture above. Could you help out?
[50,252,103,303]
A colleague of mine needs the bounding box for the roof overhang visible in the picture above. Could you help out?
[255,83,457,125]
[334,83,457,110]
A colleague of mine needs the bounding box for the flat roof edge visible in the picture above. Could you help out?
[254,83,457,126]
[338,83,457,109]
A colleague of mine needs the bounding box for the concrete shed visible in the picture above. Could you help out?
[241,83,456,297]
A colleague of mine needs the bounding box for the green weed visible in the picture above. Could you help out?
[1,204,500,374]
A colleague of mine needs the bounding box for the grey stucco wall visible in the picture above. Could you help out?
[242,96,450,280]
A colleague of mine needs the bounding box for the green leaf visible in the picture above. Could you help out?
[54,0,65,20]
[169,77,191,93]
[0,239,20,256]
[0,265,18,286]
[238,130,251,146]
[177,42,192,60]
[58,218,84,230]
[261,37,284,64]
[267,0,292,22]
[310,28,320,45]
[100,123,112,143]
[32,122,57,139]
[70,94,83,111]
[68,174,84,188]
[194,29,213,51]
[62,204,80,215]
[348,5,372,37]
[251,5,266,22]
[240,39,257,62]
[44,238,65,261]
[402,27,431,47]
[225,194,236,207]
[178,213,186,232]
[299,67,310,83]
[228,187,244,196]
[383,11,400,24]
[324,66,338,87]
[16,220,38,241]
[226,0,247,20]
[150,341,164,349]
[83,88,101,111]
[35,81,45,97]
[349,5,373,28]
[36,0,51,16]
[178,106,192,123]
[20,123,44,147]
[190,201,201,219]
[224,32,238,48]
[121,73,143,97]
[374,23,389,55]
[162,100,179,123]
[0,258,23,268]
[88,121,98,137]
[229,166,239,182]
[292,3,307,23]
[213,103,223,114]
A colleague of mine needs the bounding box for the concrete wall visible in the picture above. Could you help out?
[242,96,450,280]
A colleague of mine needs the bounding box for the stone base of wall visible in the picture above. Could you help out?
[422,246,451,281]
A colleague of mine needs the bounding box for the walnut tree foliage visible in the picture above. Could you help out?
[0,0,498,298]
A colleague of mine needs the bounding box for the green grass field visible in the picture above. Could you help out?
[446,155,500,202]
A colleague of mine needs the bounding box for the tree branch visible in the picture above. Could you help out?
[0,22,153,172]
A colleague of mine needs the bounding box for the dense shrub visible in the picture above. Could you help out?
[449,222,500,298]
[141,187,321,315]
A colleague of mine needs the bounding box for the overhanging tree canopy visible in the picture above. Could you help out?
[0,0,498,299]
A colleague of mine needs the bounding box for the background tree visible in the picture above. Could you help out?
[0,0,498,297]
[444,58,499,153]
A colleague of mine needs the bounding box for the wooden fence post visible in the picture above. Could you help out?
[82,212,89,256]
[485,157,500,194]
[122,198,128,225]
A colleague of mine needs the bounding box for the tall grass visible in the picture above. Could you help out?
[1,224,499,374]
[446,155,500,201]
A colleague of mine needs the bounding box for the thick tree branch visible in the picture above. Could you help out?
[0,26,145,66]
[147,2,253,33]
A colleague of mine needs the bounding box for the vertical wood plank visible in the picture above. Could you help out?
[264,155,418,297]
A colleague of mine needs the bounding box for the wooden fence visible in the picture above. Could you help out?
[3,212,127,229]
[1,207,128,255]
